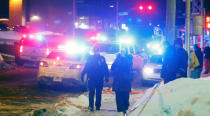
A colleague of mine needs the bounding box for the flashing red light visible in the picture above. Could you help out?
[70,64,82,69]
[206,17,210,23]
[56,56,60,61]
[22,34,27,38]
[46,48,50,56]
[207,23,210,29]
[138,5,144,10]
[40,62,44,67]
[148,5,153,10]
[29,34,35,39]
[40,61,48,67]
[19,45,23,54]
[76,64,82,69]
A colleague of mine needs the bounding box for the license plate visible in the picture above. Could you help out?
[53,77,62,82]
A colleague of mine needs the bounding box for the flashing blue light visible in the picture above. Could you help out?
[128,18,132,22]
[137,18,142,23]
[36,34,44,41]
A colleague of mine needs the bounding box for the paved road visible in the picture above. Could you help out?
[0,67,84,116]
[0,67,149,116]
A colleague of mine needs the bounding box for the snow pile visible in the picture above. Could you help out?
[130,78,210,116]
[54,95,89,116]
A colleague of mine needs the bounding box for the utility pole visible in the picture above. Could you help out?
[115,0,119,40]
[192,0,205,49]
[73,0,76,39]
[165,0,176,45]
[185,0,191,78]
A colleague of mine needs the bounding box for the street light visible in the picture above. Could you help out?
[31,15,41,21]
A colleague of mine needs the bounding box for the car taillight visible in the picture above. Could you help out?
[19,45,23,54]
[46,48,50,56]
[40,61,48,67]
[70,64,82,69]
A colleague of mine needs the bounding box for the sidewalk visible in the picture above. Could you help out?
[77,89,144,116]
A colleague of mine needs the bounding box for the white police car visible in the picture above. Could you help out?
[37,41,88,87]
[142,55,162,84]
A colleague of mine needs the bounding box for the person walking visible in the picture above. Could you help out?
[190,44,203,78]
[81,47,109,112]
[204,45,210,74]
[111,48,133,115]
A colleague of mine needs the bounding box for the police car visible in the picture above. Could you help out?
[142,55,162,84]
[15,32,65,66]
[91,41,143,71]
[37,41,88,87]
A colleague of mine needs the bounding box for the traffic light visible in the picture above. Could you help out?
[138,5,153,11]
[206,16,210,29]
[148,5,153,10]
[138,5,144,11]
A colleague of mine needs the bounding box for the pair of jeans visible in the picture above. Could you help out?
[191,68,202,79]
[115,91,130,112]
[88,83,103,109]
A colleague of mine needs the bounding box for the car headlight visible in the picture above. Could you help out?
[108,64,112,70]
[143,67,154,75]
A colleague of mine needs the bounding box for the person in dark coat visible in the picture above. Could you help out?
[174,39,188,78]
[161,41,177,84]
[111,48,133,115]
[204,45,210,74]
[191,44,203,78]
[81,47,109,112]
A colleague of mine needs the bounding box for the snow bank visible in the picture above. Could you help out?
[130,78,210,116]
[54,95,89,116]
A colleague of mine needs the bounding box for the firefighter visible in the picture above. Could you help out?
[81,47,109,112]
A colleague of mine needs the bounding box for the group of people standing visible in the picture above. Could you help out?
[81,38,209,115]
[161,38,188,84]
[161,38,209,84]
[81,47,133,115]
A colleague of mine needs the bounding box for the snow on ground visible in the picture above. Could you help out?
[54,91,143,116]
[129,78,210,116]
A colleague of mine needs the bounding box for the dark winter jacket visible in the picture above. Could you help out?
[174,47,188,78]
[81,54,109,86]
[161,46,177,83]
[111,54,133,92]
[204,46,210,59]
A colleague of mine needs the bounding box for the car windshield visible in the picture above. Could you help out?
[96,43,120,54]
[47,52,82,61]
[150,55,162,64]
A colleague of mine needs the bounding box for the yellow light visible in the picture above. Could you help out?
[207,17,210,23]
[207,23,210,29]
[11,0,20,3]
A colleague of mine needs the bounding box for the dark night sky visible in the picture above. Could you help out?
[0,0,9,18]
[0,0,209,19]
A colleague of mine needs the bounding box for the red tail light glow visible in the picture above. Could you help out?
[40,61,48,67]
[19,45,23,54]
